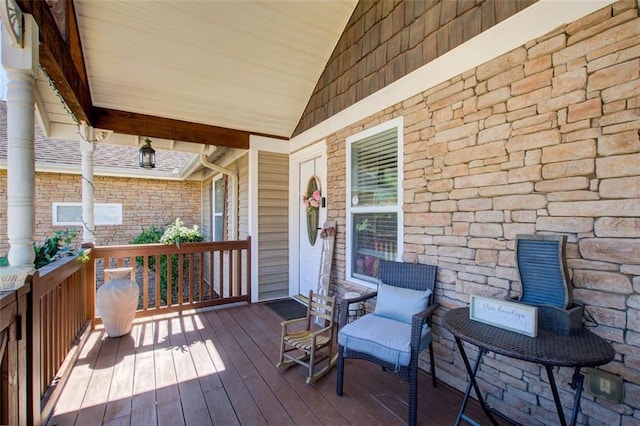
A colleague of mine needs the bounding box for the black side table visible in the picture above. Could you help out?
[444,308,614,426]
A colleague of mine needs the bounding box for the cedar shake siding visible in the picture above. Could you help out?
[294,0,538,136]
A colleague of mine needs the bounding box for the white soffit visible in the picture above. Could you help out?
[290,0,617,152]
[74,0,357,138]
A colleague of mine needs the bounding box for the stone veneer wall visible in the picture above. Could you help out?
[327,2,640,424]
[0,171,202,254]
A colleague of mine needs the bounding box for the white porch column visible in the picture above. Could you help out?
[2,15,39,270]
[79,124,95,245]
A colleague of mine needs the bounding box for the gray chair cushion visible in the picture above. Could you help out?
[338,313,432,370]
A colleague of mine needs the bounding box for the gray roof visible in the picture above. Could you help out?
[0,101,196,177]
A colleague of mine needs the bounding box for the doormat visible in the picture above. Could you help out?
[265,298,307,321]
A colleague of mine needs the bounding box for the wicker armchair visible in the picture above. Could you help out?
[336,260,438,426]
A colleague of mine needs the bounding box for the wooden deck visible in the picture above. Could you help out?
[47,302,488,425]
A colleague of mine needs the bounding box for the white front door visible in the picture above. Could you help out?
[297,156,325,298]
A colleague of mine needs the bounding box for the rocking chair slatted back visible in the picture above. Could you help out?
[309,295,335,324]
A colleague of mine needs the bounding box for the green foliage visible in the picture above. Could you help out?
[160,218,204,247]
[129,224,164,245]
[33,227,86,269]
[130,219,204,303]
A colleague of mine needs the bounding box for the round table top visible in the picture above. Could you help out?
[444,307,614,367]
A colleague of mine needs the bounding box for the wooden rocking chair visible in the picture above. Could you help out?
[277,290,337,383]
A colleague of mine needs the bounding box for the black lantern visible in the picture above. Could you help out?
[139,138,156,168]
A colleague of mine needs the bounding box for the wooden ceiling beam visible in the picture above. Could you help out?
[92,107,250,149]
[17,0,273,149]
[17,0,92,124]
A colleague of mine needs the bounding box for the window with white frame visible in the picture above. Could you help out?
[346,118,403,285]
[52,203,122,226]
[212,177,225,241]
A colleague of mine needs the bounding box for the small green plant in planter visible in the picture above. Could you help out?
[33,227,87,269]
[131,219,204,304]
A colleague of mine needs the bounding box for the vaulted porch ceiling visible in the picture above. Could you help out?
[17,0,357,148]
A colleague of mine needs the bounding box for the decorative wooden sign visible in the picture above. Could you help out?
[469,295,538,337]
[317,220,336,298]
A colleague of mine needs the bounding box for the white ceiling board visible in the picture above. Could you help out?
[72,0,357,138]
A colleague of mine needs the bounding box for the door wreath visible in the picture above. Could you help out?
[302,176,321,246]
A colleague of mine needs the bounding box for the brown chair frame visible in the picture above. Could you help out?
[277,290,337,383]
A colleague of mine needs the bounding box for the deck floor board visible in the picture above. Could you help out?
[47,302,494,425]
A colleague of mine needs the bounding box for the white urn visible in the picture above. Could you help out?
[97,267,139,337]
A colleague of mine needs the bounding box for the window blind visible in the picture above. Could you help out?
[351,128,398,207]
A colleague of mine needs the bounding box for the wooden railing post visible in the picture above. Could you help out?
[82,246,96,328]
[28,271,42,426]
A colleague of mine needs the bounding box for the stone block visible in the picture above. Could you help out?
[541,158,594,179]
[430,200,458,212]
[469,223,503,238]
[404,212,452,227]
[579,238,640,264]
[478,123,511,144]
[546,190,600,202]
[588,59,640,92]
[506,87,552,111]
[449,188,478,200]
[511,111,556,131]
[475,210,504,223]
[511,210,537,223]
[600,176,640,198]
[507,166,542,183]
[529,33,567,59]
[601,78,640,103]
[563,127,599,143]
[477,47,527,81]
[487,66,525,92]
[484,113,507,128]
[554,20,640,65]
[427,178,454,193]
[503,223,536,240]
[477,86,510,110]
[506,129,561,153]
[437,158,461,175]
[458,198,492,212]
[538,90,586,114]
[435,121,478,144]
[542,140,596,163]
[602,119,640,135]
[552,67,587,97]
[566,5,611,35]
[596,153,640,178]
[535,176,589,192]
[437,245,475,259]
[479,182,534,197]
[493,194,547,210]
[455,171,508,188]
[549,199,640,217]
[573,288,627,310]
[511,69,553,96]
[595,217,640,238]
[536,217,593,233]
[567,98,602,122]
[599,109,640,127]
[452,221,470,236]
[444,141,506,165]
[525,51,552,77]
[573,270,633,294]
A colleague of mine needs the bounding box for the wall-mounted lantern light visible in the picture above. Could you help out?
[139,138,156,168]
